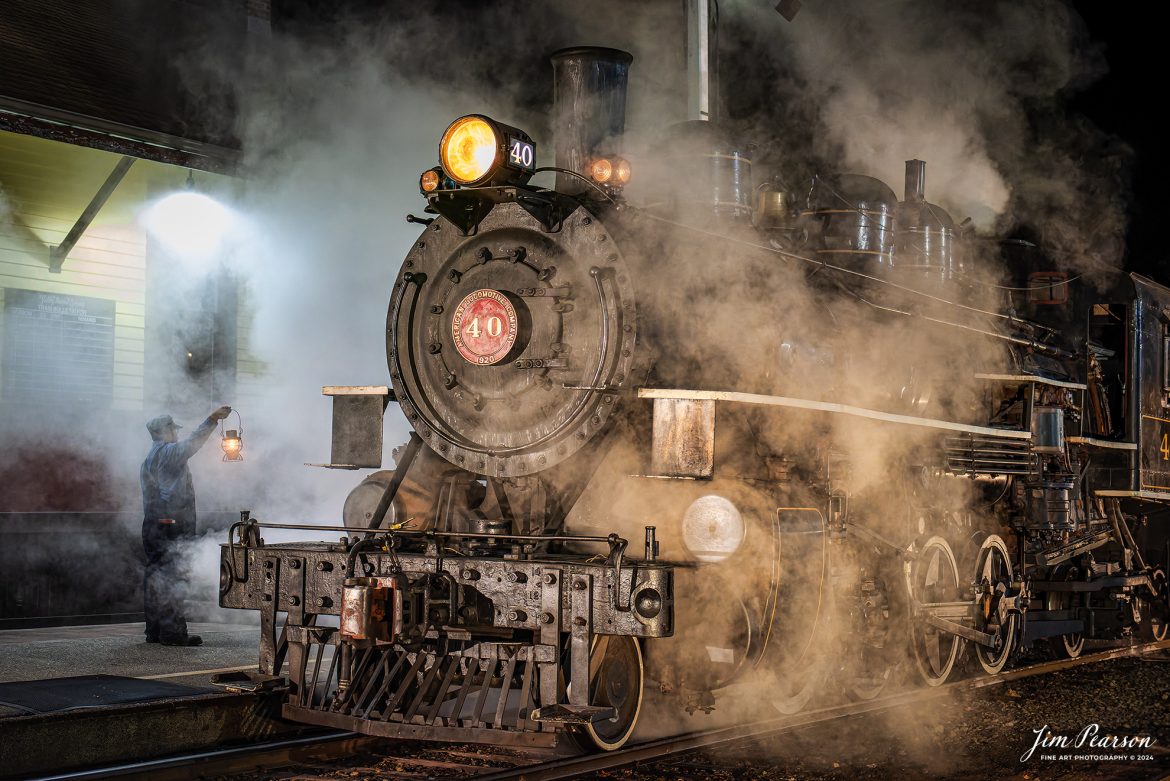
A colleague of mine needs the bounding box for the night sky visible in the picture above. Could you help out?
[1069,2,1165,279]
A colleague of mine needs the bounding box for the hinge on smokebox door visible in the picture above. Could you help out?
[307,386,394,469]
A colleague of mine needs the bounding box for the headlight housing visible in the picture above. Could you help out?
[681,495,746,562]
[439,114,536,187]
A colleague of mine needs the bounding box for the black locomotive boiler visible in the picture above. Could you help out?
[219,46,1170,749]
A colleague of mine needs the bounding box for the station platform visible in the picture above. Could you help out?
[0,622,308,779]
[0,621,259,686]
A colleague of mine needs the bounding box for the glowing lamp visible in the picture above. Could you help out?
[589,158,613,183]
[220,408,244,462]
[588,156,632,188]
[438,114,536,187]
[143,172,235,257]
[221,429,243,461]
[420,168,441,193]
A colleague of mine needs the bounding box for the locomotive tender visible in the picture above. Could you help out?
[219,47,1170,749]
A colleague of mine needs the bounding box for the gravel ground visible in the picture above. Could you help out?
[218,653,1170,781]
[611,655,1170,781]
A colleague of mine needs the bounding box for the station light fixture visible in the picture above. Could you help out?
[143,171,236,258]
[438,114,536,187]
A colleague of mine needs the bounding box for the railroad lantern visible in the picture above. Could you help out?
[220,409,244,461]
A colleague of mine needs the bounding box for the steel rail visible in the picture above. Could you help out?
[26,730,368,781]
[472,638,1170,781]
[31,640,1169,781]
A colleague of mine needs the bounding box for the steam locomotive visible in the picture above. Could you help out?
[218,47,1170,750]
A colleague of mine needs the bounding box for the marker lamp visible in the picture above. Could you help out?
[438,114,536,187]
[588,155,632,187]
[420,168,441,193]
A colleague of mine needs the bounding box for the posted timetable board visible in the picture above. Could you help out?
[1,289,116,406]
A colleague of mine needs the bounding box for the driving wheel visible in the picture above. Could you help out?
[973,534,1018,675]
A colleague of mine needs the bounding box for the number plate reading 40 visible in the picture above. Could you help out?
[451,289,519,366]
[508,136,535,171]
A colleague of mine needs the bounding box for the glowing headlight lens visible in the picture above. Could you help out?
[615,158,632,184]
[440,116,499,185]
[681,495,746,562]
[420,168,441,193]
[589,158,614,183]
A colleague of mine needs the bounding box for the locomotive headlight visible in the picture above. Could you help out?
[681,495,746,563]
[438,114,536,187]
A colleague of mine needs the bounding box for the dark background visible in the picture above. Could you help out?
[270,0,1163,280]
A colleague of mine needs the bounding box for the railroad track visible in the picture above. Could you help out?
[30,638,1170,781]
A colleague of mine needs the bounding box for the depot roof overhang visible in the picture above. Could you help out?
[0,96,240,176]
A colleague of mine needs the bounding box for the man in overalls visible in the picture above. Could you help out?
[141,406,231,645]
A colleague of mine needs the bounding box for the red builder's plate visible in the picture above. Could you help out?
[451,289,519,365]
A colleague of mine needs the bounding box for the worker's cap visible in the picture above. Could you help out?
[146,414,183,437]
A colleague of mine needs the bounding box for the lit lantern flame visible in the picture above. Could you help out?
[221,429,243,462]
[440,116,498,185]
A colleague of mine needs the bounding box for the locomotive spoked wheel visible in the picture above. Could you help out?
[768,652,829,715]
[908,536,963,686]
[973,534,1018,675]
[1045,565,1085,658]
[1143,569,1169,642]
[568,635,644,751]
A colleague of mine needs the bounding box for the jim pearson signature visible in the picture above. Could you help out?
[1022,724,1156,762]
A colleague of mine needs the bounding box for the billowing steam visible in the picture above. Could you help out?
[725,0,1128,281]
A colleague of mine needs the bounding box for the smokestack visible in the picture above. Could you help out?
[904,159,926,202]
[549,46,633,196]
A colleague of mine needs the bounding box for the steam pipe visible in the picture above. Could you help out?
[368,432,422,530]
[550,47,633,196]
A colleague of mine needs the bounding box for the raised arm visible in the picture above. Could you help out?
[162,406,232,466]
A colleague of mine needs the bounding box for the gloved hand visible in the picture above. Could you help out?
[211,405,233,422]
